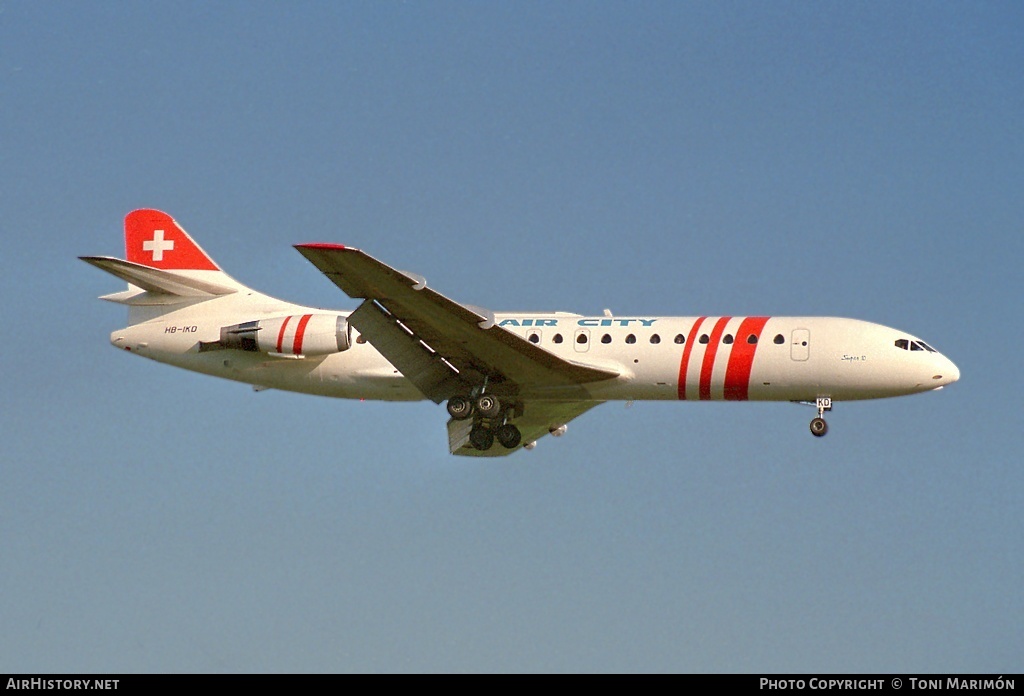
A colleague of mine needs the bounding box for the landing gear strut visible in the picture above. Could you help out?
[809,397,831,437]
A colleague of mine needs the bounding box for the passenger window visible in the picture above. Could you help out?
[356,335,367,345]
[723,334,733,344]
[674,334,685,344]
[601,334,612,344]
[774,334,785,345]
[747,334,758,344]
[625,334,636,344]
[699,334,710,344]
[528,333,540,344]
[553,334,563,344]
[576,333,588,344]
[895,339,909,350]
[650,334,661,344]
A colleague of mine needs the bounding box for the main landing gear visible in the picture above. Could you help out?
[447,393,523,451]
[808,397,831,437]
[446,395,473,420]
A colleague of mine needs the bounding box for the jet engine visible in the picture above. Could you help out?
[218,314,351,357]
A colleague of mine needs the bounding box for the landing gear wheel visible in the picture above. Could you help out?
[475,394,502,419]
[469,425,494,451]
[495,423,522,449]
[447,396,473,420]
[810,417,828,437]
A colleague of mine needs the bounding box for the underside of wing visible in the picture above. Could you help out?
[294,244,619,403]
[447,400,603,457]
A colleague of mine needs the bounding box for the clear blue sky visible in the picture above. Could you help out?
[2,1,1021,673]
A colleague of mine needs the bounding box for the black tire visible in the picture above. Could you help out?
[810,417,828,437]
[447,396,473,420]
[469,425,494,451]
[476,394,502,419]
[495,423,522,449]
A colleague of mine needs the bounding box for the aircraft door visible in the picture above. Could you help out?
[791,329,810,361]
[574,329,591,353]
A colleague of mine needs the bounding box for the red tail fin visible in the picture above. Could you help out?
[125,209,219,270]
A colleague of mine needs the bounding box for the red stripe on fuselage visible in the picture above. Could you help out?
[276,315,292,354]
[293,314,313,355]
[699,317,732,400]
[723,316,770,401]
[677,317,707,400]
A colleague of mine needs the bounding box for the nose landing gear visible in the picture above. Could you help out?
[809,397,831,437]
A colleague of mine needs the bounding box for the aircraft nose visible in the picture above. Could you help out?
[946,358,960,384]
[934,356,960,386]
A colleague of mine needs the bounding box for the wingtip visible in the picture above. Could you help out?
[294,243,352,251]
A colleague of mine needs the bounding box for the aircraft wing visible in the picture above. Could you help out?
[294,244,619,403]
[447,400,603,457]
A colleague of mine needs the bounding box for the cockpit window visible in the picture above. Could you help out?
[895,337,938,353]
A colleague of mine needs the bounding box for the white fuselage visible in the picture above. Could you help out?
[109,291,960,405]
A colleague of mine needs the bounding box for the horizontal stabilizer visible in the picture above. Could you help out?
[80,256,238,298]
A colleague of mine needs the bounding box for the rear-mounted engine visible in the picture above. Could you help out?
[213,314,351,357]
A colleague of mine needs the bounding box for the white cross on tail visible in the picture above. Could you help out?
[143,229,175,261]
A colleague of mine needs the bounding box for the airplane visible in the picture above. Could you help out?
[82,209,960,456]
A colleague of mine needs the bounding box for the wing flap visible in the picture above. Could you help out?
[349,299,467,403]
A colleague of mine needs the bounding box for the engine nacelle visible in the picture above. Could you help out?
[219,314,351,357]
